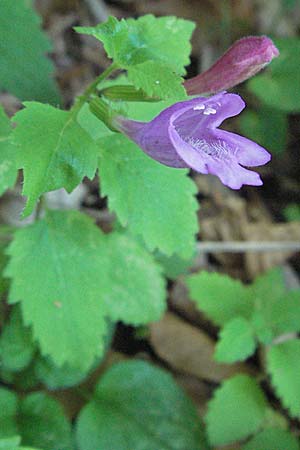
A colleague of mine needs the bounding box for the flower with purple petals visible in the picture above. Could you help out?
[113,92,271,189]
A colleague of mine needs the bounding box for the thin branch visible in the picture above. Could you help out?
[196,241,300,253]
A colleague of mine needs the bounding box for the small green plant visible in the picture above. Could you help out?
[186,268,300,448]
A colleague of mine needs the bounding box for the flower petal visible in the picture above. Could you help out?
[172,93,245,132]
[169,125,264,188]
[206,158,263,189]
[215,129,271,166]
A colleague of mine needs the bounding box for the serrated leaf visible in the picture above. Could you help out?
[12,102,99,216]
[76,15,194,74]
[0,0,59,104]
[248,38,300,112]
[0,306,36,372]
[18,393,72,450]
[186,271,254,326]
[127,61,186,100]
[0,106,18,196]
[0,388,18,439]
[99,134,198,258]
[76,360,207,450]
[35,323,115,390]
[214,317,256,363]
[5,210,165,369]
[5,210,108,370]
[267,339,300,418]
[75,15,194,98]
[205,374,269,446]
[243,428,299,450]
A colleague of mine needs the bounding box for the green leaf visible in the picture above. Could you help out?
[267,339,300,418]
[35,323,115,390]
[0,106,18,196]
[186,271,254,326]
[0,306,36,372]
[239,107,288,155]
[265,290,300,336]
[251,269,300,342]
[0,0,59,104]
[77,103,114,141]
[76,360,207,450]
[75,15,194,98]
[127,61,186,100]
[12,102,99,216]
[155,251,195,280]
[0,388,18,439]
[5,210,108,370]
[101,232,166,324]
[75,15,194,74]
[243,428,299,450]
[248,38,300,112]
[214,317,256,363]
[18,393,72,450]
[0,436,20,449]
[205,374,269,446]
[99,134,198,258]
[5,210,165,369]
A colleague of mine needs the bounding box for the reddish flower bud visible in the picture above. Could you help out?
[184,36,279,95]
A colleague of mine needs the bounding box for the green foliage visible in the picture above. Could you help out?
[0,388,18,438]
[239,107,288,155]
[187,268,300,360]
[34,324,114,390]
[267,339,300,418]
[76,360,207,450]
[214,317,256,363]
[18,393,72,450]
[154,251,195,280]
[127,61,186,99]
[248,38,300,112]
[186,271,254,326]
[0,389,71,450]
[243,428,300,450]
[5,209,165,370]
[205,374,269,446]
[0,0,59,104]
[75,15,195,98]
[12,102,99,216]
[0,106,18,196]
[0,306,36,372]
[99,134,198,258]
[5,210,108,370]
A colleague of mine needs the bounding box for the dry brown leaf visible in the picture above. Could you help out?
[150,312,255,383]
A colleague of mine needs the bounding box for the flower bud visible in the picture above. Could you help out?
[184,36,279,95]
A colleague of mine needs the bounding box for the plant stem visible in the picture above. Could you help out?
[72,62,118,116]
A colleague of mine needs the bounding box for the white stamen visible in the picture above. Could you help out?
[203,107,217,115]
[155,80,160,84]
[193,104,205,111]
[187,137,230,160]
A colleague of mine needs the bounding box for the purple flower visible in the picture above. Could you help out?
[113,92,271,189]
[184,36,279,96]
